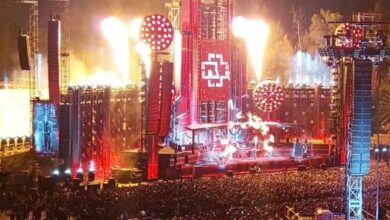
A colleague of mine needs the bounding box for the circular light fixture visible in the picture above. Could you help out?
[253,80,285,112]
[140,14,174,51]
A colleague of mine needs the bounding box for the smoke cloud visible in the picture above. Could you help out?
[289,51,331,86]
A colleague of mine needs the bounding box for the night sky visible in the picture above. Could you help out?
[0,0,388,81]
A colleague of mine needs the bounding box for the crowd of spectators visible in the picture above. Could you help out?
[0,163,389,219]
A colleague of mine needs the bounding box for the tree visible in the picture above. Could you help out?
[372,0,384,14]
[372,58,390,134]
[292,6,304,51]
[302,9,343,53]
[262,21,294,84]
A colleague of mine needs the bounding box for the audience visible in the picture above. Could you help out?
[0,163,389,219]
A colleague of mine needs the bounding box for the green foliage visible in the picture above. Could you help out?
[262,21,294,84]
[372,59,390,134]
[379,78,390,134]
[302,9,343,53]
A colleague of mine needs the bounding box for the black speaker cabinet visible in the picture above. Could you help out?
[18,35,31,70]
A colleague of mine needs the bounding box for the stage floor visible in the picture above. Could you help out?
[180,155,325,178]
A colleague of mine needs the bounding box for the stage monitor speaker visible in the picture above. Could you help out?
[18,34,31,70]
[297,165,307,171]
[320,164,328,170]
[115,169,131,184]
[107,178,116,188]
[72,178,82,188]
[226,170,234,177]
[87,182,100,191]
[88,171,95,182]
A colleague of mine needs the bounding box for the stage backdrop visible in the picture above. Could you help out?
[199,40,231,101]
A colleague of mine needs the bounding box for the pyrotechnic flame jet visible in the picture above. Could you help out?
[101,17,130,84]
[130,18,152,79]
[232,16,270,82]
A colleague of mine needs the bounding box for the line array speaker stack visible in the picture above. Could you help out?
[159,62,174,137]
[48,19,61,104]
[350,59,372,175]
[18,34,31,70]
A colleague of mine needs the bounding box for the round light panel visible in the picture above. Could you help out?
[140,14,174,51]
[253,81,285,112]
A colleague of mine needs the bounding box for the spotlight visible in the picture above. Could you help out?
[89,161,95,172]
[64,168,71,176]
[375,148,380,153]
[382,148,387,152]
[52,169,60,176]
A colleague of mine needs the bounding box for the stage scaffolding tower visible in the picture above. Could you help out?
[319,13,390,220]
[16,0,39,136]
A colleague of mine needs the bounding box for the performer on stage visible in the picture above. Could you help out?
[43,120,51,153]
[264,134,275,157]
[292,138,303,158]
[252,136,259,160]
[303,138,309,158]
[220,143,237,161]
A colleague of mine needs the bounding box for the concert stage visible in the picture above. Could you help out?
[175,143,330,178]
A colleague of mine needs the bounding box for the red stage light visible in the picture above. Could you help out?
[339,24,363,48]
[140,15,174,51]
[253,81,285,112]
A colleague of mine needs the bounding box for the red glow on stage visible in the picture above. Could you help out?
[338,23,363,48]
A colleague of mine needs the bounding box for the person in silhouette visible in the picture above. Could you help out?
[292,138,302,158]
[43,120,51,153]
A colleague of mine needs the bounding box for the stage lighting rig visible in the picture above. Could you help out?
[140,14,174,51]
[319,19,390,59]
[76,167,83,180]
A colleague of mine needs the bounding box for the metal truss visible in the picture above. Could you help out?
[346,175,363,220]
[16,0,38,136]
[16,0,38,98]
